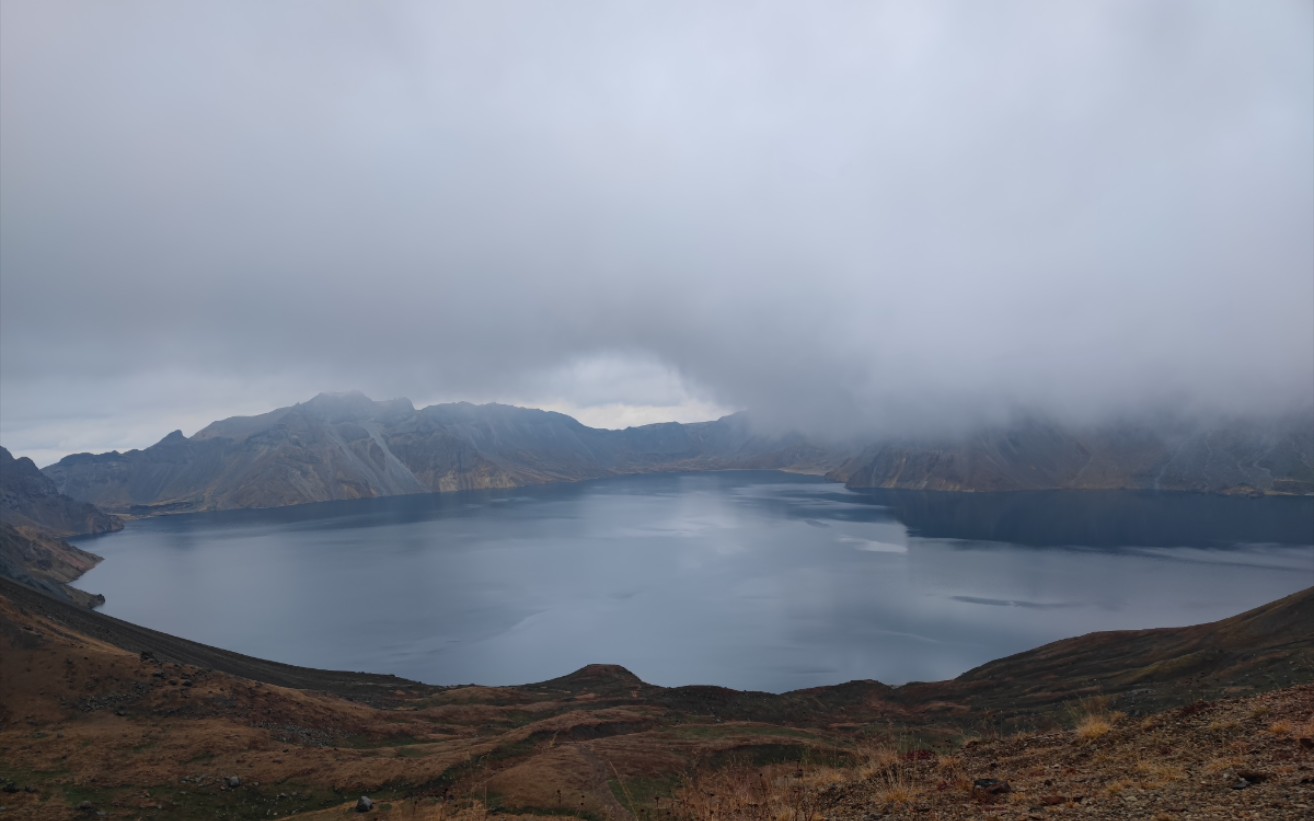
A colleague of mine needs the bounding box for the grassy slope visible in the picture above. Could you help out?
[1,579,1310,819]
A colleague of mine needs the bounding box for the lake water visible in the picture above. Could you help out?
[73,472,1314,692]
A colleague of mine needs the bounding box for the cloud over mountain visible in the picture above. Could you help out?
[2,1,1310,460]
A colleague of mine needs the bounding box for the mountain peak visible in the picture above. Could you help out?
[156,430,187,446]
[299,391,416,421]
[302,389,373,409]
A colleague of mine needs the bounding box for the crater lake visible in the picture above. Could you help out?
[73,471,1314,692]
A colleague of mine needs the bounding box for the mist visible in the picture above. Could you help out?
[2,1,1311,462]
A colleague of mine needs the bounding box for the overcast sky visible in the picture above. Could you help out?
[2,1,1311,466]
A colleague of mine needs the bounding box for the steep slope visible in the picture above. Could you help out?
[0,446,121,607]
[44,392,844,512]
[0,523,104,608]
[831,413,1314,495]
[0,446,121,536]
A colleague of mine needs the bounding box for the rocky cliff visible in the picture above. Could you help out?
[42,392,845,513]
[0,446,122,536]
[829,413,1314,496]
[0,446,121,607]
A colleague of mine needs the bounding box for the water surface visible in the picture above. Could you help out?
[74,472,1314,692]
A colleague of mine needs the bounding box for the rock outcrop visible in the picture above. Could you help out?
[0,446,120,607]
[0,523,104,608]
[0,446,121,536]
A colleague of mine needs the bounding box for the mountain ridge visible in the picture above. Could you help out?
[830,412,1314,496]
[38,394,1314,513]
[42,393,845,513]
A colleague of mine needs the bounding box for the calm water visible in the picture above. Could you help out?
[73,472,1314,692]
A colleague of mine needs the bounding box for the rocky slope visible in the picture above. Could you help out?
[830,413,1314,495]
[682,684,1314,821]
[0,576,1309,819]
[0,446,121,607]
[42,392,845,513]
[0,446,121,536]
[0,523,104,608]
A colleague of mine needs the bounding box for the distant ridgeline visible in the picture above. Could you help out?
[830,413,1314,497]
[37,392,1314,514]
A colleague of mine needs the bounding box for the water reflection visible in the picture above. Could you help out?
[856,488,1314,547]
[74,472,1313,692]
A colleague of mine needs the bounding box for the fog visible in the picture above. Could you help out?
[2,1,1311,464]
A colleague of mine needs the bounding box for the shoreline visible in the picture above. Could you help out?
[82,468,1314,522]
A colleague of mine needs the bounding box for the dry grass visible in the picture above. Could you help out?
[1134,758,1186,788]
[1075,714,1114,741]
[288,798,555,820]
[854,745,900,780]
[874,780,921,807]
[670,687,1314,820]
[1300,715,1314,744]
[1201,755,1246,776]
[1070,696,1122,743]
[670,746,937,820]
[671,763,831,821]
[1268,719,1294,735]
[1104,777,1134,796]
[1206,717,1241,734]
[869,753,925,807]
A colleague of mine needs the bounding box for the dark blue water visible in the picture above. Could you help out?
[73,472,1314,692]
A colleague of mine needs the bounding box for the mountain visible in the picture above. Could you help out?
[42,391,844,513]
[39,395,1314,514]
[0,446,122,535]
[1,573,1309,818]
[0,445,121,607]
[829,413,1314,495]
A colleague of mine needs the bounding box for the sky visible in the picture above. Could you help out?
[2,1,1311,467]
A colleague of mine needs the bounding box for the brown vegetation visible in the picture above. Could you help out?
[674,685,1314,820]
[1,579,1311,819]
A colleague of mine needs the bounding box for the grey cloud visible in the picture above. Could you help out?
[1,1,1311,456]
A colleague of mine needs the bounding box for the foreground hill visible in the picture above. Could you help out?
[0,446,121,607]
[42,392,842,513]
[1,576,1309,819]
[681,684,1314,820]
